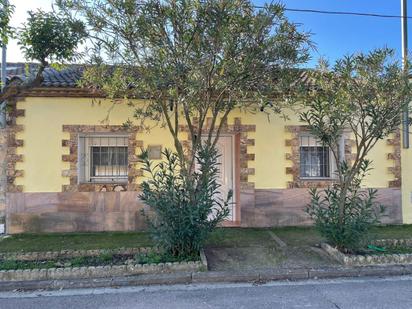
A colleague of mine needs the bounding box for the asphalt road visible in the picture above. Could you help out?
[0,276,412,309]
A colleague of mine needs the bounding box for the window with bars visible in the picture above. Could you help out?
[299,135,332,178]
[79,135,128,183]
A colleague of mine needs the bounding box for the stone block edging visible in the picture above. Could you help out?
[199,248,208,270]
[321,241,412,266]
[373,239,412,247]
[0,261,204,282]
[0,248,208,281]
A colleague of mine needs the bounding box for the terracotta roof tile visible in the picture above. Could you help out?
[1,63,83,88]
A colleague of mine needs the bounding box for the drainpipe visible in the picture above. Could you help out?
[0,0,7,234]
[0,0,8,129]
[0,42,6,129]
[402,0,409,149]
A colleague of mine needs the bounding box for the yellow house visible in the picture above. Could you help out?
[0,64,408,234]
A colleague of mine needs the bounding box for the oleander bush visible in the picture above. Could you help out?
[306,160,384,253]
[140,145,231,259]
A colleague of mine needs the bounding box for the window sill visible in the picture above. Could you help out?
[299,178,336,181]
[79,182,128,185]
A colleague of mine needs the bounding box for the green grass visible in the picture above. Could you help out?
[0,231,152,253]
[0,260,57,270]
[272,225,412,247]
[0,253,125,270]
[0,251,200,271]
[206,227,323,248]
[270,226,323,247]
[206,228,274,247]
[1,225,411,254]
[207,225,412,248]
[135,251,199,264]
[370,225,412,240]
[205,226,321,247]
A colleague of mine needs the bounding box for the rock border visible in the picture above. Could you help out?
[373,239,412,247]
[0,248,208,281]
[321,240,412,266]
[0,260,205,282]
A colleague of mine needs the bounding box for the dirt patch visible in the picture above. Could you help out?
[205,245,283,271]
[205,231,338,271]
[277,246,337,269]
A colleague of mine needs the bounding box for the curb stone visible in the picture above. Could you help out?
[1,265,412,292]
[259,268,308,281]
[357,265,407,277]
[199,249,208,271]
[192,270,260,283]
[308,267,360,279]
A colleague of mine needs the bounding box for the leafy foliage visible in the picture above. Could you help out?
[57,0,311,172]
[17,9,86,84]
[306,160,384,252]
[55,1,311,257]
[0,0,14,45]
[139,145,231,258]
[55,0,310,257]
[0,7,86,103]
[301,48,412,251]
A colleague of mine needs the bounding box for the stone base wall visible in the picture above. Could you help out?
[0,128,7,220]
[6,188,402,234]
[240,187,402,227]
[6,191,146,234]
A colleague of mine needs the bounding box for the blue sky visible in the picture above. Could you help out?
[6,0,408,67]
[265,0,405,67]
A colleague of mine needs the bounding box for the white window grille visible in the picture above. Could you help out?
[79,135,128,183]
[299,135,334,179]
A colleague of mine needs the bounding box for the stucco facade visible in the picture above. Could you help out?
[0,94,405,234]
[402,137,412,224]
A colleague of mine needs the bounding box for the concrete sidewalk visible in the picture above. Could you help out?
[2,275,412,309]
[1,264,412,292]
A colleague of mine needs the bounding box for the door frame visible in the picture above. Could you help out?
[213,133,241,226]
[205,133,241,227]
[230,132,241,226]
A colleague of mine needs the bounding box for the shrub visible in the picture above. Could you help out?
[139,145,231,259]
[306,160,384,252]
[299,49,412,253]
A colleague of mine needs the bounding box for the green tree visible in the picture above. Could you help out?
[0,0,14,128]
[1,9,86,102]
[0,0,14,46]
[301,48,412,251]
[57,0,311,257]
[17,9,86,85]
[57,0,311,174]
